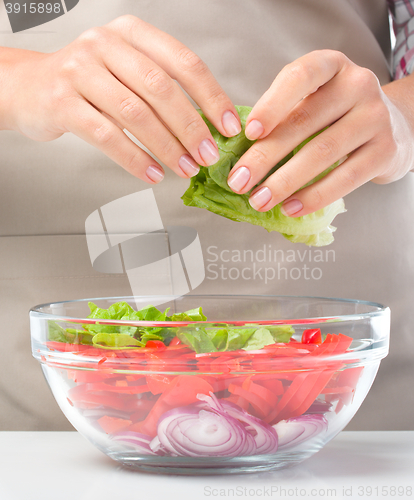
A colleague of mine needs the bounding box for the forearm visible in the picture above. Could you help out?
[0,47,46,131]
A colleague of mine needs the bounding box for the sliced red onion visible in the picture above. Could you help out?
[196,394,278,455]
[112,431,156,455]
[273,414,328,450]
[157,405,255,457]
[149,436,167,455]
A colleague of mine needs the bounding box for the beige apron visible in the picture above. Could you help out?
[1,0,413,431]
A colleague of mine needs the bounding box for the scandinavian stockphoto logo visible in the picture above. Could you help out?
[85,190,205,308]
[3,0,79,33]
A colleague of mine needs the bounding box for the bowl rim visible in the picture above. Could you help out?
[29,294,389,327]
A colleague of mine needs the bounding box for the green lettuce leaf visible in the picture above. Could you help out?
[182,105,345,246]
[267,325,295,343]
[92,333,144,349]
[48,301,296,353]
[177,324,295,353]
[168,307,207,322]
[176,327,218,353]
[242,325,294,351]
[48,321,93,345]
[242,328,276,351]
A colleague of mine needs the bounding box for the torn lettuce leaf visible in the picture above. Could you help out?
[182,105,345,246]
[48,301,295,353]
[177,324,295,353]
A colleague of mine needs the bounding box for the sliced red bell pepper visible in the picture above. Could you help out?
[289,368,337,419]
[115,380,128,387]
[223,394,250,411]
[242,377,279,407]
[145,340,166,351]
[310,334,335,356]
[337,366,364,388]
[129,375,213,437]
[169,337,181,346]
[331,333,353,354]
[323,366,363,409]
[251,376,285,397]
[82,382,149,394]
[228,383,272,419]
[98,416,132,434]
[146,374,175,395]
[302,328,322,344]
[334,398,346,414]
[325,389,354,407]
[266,371,312,423]
[321,386,353,394]
[128,398,158,423]
[68,387,132,411]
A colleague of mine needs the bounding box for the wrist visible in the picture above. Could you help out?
[382,74,414,135]
[382,75,414,175]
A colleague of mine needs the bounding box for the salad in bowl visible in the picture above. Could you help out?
[30,295,389,474]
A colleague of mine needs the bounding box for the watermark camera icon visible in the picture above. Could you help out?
[85,190,205,308]
[4,0,79,33]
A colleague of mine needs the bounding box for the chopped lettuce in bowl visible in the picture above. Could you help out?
[48,301,293,353]
[182,106,346,246]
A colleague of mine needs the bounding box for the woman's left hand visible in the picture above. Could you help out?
[226,50,414,216]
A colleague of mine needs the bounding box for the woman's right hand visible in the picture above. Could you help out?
[0,15,241,183]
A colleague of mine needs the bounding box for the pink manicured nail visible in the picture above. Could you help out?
[245,120,264,140]
[227,166,251,192]
[146,165,164,183]
[198,139,220,166]
[179,154,200,177]
[222,111,242,136]
[281,199,303,216]
[249,186,272,210]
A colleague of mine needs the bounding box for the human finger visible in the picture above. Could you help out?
[247,106,378,212]
[244,50,349,140]
[106,16,241,138]
[65,97,166,183]
[75,66,200,178]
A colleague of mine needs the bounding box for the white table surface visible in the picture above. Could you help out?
[0,431,413,500]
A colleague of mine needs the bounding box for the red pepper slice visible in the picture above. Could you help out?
[82,382,150,395]
[223,394,250,411]
[68,387,132,411]
[241,378,277,406]
[98,416,132,434]
[145,340,166,351]
[128,398,158,422]
[146,374,175,395]
[309,334,337,357]
[169,337,181,346]
[289,368,337,419]
[228,383,272,419]
[337,366,363,388]
[332,333,353,354]
[302,328,322,344]
[130,375,213,437]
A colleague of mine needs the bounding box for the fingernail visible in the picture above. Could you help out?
[222,110,242,136]
[199,139,220,166]
[249,186,272,210]
[281,199,303,216]
[245,120,264,140]
[227,166,251,192]
[146,165,164,183]
[179,154,200,177]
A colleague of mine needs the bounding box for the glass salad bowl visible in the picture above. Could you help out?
[30,295,390,475]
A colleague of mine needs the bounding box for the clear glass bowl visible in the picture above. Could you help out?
[30,295,390,475]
